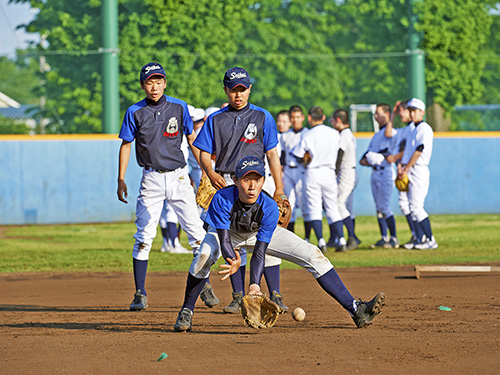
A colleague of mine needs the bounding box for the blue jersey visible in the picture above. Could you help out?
[193,104,279,173]
[119,95,194,171]
[205,185,279,243]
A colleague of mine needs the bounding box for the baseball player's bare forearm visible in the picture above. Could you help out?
[117,140,132,203]
[186,132,202,171]
[401,150,422,176]
[266,148,285,197]
[384,101,400,138]
[200,151,226,189]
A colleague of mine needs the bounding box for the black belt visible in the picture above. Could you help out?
[145,166,178,173]
[372,166,385,171]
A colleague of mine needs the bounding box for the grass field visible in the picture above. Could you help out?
[1,214,499,273]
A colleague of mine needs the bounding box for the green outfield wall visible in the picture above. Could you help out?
[0,133,499,225]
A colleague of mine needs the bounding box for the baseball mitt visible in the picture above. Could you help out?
[302,151,312,166]
[395,174,409,192]
[241,294,280,329]
[273,194,291,228]
[196,175,217,210]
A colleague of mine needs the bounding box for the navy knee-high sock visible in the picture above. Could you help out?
[263,265,280,294]
[304,221,313,240]
[311,220,323,241]
[405,214,416,237]
[317,269,355,315]
[377,217,388,239]
[414,219,425,242]
[419,217,433,240]
[229,265,246,294]
[166,222,178,246]
[386,215,397,238]
[133,258,148,295]
[287,221,295,233]
[329,220,345,240]
[182,273,207,311]
[343,217,355,238]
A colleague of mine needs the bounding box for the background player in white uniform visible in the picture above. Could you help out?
[117,62,207,311]
[399,98,438,250]
[384,100,420,249]
[194,67,288,313]
[359,103,399,248]
[280,105,308,234]
[173,156,385,332]
[292,106,347,253]
[331,109,361,250]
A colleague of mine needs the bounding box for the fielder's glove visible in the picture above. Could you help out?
[395,174,409,192]
[302,151,312,166]
[241,294,281,329]
[196,175,217,210]
[273,194,291,228]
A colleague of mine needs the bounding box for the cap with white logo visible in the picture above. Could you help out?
[406,98,425,111]
[223,67,251,89]
[140,62,166,82]
[235,156,265,178]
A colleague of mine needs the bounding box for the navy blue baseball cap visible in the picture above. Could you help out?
[140,62,166,82]
[223,67,251,89]
[235,156,266,178]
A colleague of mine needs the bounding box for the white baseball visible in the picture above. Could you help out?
[292,307,306,322]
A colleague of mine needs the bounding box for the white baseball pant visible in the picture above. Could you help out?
[189,226,333,279]
[133,166,205,260]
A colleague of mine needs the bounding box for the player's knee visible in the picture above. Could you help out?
[133,242,151,260]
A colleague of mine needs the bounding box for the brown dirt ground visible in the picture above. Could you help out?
[1,265,500,375]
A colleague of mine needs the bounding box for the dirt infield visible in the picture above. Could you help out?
[2,265,499,374]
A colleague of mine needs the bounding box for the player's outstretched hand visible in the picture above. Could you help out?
[117,180,128,203]
[218,250,241,281]
[208,171,227,190]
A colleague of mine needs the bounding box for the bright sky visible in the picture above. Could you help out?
[0,0,38,59]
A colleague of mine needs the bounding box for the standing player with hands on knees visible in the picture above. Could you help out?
[193,66,290,313]
[173,156,386,332]
[116,62,211,311]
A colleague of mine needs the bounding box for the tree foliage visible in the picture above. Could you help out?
[7,0,500,133]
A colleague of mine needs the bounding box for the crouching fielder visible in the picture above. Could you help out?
[174,156,385,332]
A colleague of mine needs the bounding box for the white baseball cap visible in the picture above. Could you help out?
[205,106,220,117]
[191,108,205,122]
[406,98,425,111]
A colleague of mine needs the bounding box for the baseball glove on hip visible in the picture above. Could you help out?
[395,174,409,192]
[196,175,217,210]
[241,294,281,329]
[273,194,291,228]
[302,151,312,167]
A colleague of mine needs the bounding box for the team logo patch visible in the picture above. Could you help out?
[163,117,179,137]
[241,123,257,144]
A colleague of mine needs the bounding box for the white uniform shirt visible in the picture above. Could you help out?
[391,122,414,155]
[338,128,357,172]
[280,128,309,168]
[365,125,398,168]
[401,121,433,166]
[292,124,339,169]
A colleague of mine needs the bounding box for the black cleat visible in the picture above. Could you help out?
[174,308,193,332]
[352,292,386,328]
[129,290,148,311]
[200,283,220,308]
[223,291,243,314]
[270,291,289,313]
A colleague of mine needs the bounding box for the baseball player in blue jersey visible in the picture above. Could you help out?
[193,67,288,313]
[331,109,361,250]
[173,156,385,332]
[360,103,399,248]
[398,98,438,250]
[384,101,420,249]
[280,105,308,234]
[117,62,216,311]
[292,106,347,253]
